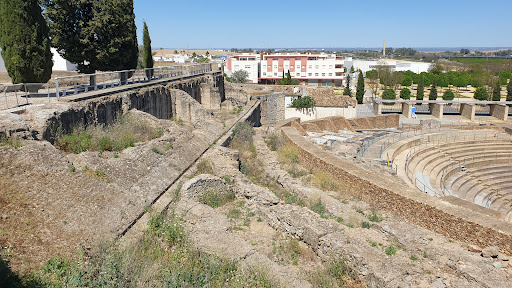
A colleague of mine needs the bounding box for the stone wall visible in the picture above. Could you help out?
[259,93,285,125]
[281,125,512,255]
[348,114,399,130]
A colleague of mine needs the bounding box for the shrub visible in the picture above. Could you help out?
[313,172,339,191]
[0,136,22,149]
[308,256,352,287]
[399,88,411,100]
[278,143,299,164]
[151,147,164,155]
[382,89,396,100]
[196,159,214,175]
[264,134,281,151]
[385,246,397,256]
[442,90,455,100]
[474,87,489,101]
[309,199,326,216]
[362,221,370,229]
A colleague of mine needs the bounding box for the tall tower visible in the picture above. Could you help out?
[383,41,386,57]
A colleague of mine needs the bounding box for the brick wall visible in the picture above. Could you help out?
[281,125,512,254]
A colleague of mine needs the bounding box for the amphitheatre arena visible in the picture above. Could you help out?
[1,72,512,287]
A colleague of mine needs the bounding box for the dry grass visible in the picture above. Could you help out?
[313,172,340,192]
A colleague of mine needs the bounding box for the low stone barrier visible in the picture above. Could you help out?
[281,125,512,255]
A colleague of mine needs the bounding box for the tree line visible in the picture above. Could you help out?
[0,0,154,84]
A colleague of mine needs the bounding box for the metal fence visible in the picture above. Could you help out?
[1,64,213,110]
[1,83,51,110]
[55,64,212,100]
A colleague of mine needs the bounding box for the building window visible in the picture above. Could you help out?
[297,66,300,69]
[274,73,277,76]
[329,65,333,69]
[263,72,266,76]
[336,72,343,76]
[329,73,333,76]
[322,73,325,76]
[308,65,312,69]
[302,66,305,69]
[263,65,266,69]
[315,73,319,76]
[245,65,251,69]
[315,65,319,69]
[322,65,326,68]
[308,73,312,76]
[296,73,300,77]
[274,65,277,69]
[279,65,282,69]
[285,65,289,69]
[234,65,239,68]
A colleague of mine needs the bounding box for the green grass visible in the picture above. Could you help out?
[362,221,370,229]
[367,210,382,223]
[151,146,164,155]
[0,136,22,149]
[452,57,512,65]
[6,213,276,288]
[55,114,164,154]
[199,187,236,209]
[309,199,326,217]
[264,134,282,151]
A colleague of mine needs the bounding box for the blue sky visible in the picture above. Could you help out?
[134,0,512,49]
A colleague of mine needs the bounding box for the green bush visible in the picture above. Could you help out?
[362,221,370,229]
[199,187,236,208]
[382,89,396,100]
[442,90,455,100]
[474,87,489,101]
[399,88,411,100]
[290,96,315,110]
[385,246,397,256]
[278,143,299,164]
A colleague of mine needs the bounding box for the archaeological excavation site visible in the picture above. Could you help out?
[1,71,512,288]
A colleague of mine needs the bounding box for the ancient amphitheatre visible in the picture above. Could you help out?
[1,67,512,287]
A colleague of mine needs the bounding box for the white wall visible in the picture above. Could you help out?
[285,107,357,121]
[0,51,5,71]
[51,48,77,71]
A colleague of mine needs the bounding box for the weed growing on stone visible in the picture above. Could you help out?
[278,143,299,164]
[313,172,339,191]
[362,221,370,229]
[196,159,214,175]
[410,254,419,261]
[309,199,326,217]
[385,246,397,256]
[55,114,163,153]
[15,212,276,287]
[308,256,354,288]
[0,136,22,149]
[264,133,282,151]
[199,187,235,209]
[151,146,164,155]
[367,209,382,222]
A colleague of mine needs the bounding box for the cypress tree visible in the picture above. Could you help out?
[416,74,424,100]
[492,81,501,101]
[507,80,512,102]
[344,74,352,96]
[429,79,437,100]
[0,0,53,84]
[356,72,365,104]
[142,20,154,77]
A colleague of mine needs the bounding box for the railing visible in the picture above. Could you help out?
[1,83,51,110]
[55,63,212,100]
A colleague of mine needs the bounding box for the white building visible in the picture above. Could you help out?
[226,53,260,83]
[260,53,345,87]
[345,57,432,75]
[51,48,78,71]
[0,48,77,72]
[153,54,190,63]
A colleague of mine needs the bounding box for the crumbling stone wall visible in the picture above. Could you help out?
[348,114,399,130]
[281,125,512,255]
[127,85,172,119]
[259,93,285,125]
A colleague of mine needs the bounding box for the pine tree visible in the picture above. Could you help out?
[0,0,53,84]
[416,74,424,100]
[507,80,512,102]
[492,81,501,101]
[356,72,365,104]
[142,20,154,78]
[44,0,138,73]
[429,79,437,100]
